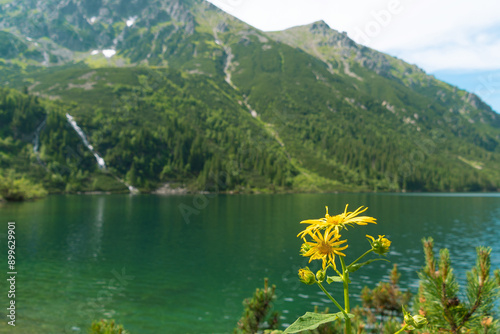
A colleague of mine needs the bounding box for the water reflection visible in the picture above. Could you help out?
[90,196,105,258]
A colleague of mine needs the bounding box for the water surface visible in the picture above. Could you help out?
[0,193,499,333]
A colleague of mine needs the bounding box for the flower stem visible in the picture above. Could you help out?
[340,256,352,334]
[394,324,409,334]
[348,249,373,268]
[316,281,349,319]
[329,263,343,277]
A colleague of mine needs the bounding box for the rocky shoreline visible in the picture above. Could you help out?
[152,183,189,195]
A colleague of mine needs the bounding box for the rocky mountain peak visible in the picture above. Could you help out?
[309,20,331,35]
[0,0,197,51]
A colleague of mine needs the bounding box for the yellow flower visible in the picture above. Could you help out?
[366,234,391,255]
[301,228,348,270]
[298,204,376,238]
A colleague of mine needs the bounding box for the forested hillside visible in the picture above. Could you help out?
[0,0,499,195]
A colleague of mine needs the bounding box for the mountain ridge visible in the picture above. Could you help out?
[1,0,499,196]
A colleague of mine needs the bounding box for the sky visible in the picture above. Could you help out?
[206,0,500,113]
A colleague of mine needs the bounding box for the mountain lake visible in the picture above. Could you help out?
[0,193,499,333]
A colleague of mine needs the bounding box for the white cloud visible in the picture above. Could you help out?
[392,35,500,72]
[206,0,500,72]
[207,0,325,30]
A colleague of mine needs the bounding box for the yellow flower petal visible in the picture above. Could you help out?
[300,228,348,270]
[298,204,376,238]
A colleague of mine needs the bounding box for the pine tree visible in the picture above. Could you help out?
[415,238,500,333]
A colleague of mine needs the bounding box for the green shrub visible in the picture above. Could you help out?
[89,319,129,334]
[234,278,280,333]
[0,172,47,201]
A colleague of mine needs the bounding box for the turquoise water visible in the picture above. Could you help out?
[0,193,499,333]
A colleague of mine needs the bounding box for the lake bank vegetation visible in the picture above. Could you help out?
[0,172,47,201]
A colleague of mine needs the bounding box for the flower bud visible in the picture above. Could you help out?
[402,305,428,329]
[298,267,316,285]
[411,314,428,329]
[403,309,412,325]
[366,234,391,256]
[316,269,325,282]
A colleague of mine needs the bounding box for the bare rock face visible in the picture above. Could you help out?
[153,183,188,195]
[0,0,196,51]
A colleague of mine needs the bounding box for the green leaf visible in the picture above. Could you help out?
[347,258,390,273]
[283,312,354,333]
[326,276,343,284]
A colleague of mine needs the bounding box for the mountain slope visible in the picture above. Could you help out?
[1,0,499,194]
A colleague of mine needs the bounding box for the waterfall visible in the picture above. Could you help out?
[65,114,106,169]
[65,114,139,194]
[33,117,47,153]
[125,182,139,194]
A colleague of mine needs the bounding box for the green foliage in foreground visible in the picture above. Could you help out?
[233,242,499,334]
[415,238,500,333]
[89,319,129,334]
[87,241,499,334]
[360,264,412,331]
[234,278,280,333]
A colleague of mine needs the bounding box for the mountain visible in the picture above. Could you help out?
[1,0,499,195]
